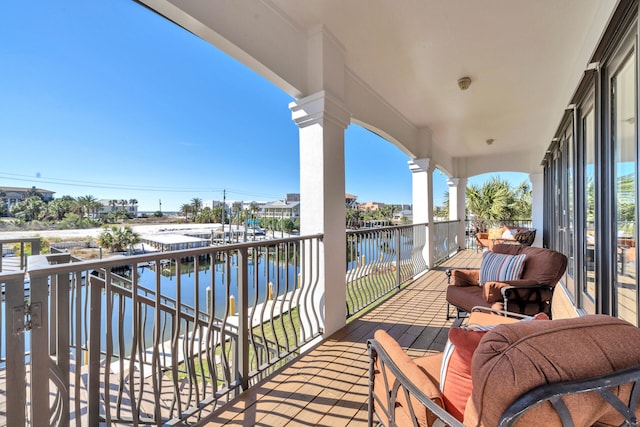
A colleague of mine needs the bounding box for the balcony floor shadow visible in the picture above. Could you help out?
[197,249,483,426]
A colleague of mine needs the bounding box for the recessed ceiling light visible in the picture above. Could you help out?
[458,77,471,90]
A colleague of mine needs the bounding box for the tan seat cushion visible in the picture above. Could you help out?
[372,330,444,426]
[464,315,640,427]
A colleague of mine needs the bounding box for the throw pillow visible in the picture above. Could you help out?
[479,251,526,285]
[501,228,514,239]
[439,313,549,421]
[487,227,506,240]
[439,328,487,421]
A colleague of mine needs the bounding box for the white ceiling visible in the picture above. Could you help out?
[140,0,617,172]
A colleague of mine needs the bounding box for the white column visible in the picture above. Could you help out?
[448,177,467,249]
[291,90,350,338]
[409,158,435,268]
[530,173,544,247]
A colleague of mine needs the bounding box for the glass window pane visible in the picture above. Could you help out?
[613,52,637,326]
[583,107,597,309]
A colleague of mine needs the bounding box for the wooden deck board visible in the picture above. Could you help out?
[198,250,483,426]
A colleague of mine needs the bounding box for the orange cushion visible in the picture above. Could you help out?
[440,328,487,421]
[440,313,550,421]
[465,315,640,426]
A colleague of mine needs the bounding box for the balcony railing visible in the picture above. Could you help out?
[432,220,461,264]
[0,223,450,425]
[0,237,41,272]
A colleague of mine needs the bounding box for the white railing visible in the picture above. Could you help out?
[0,234,323,425]
[0,223,446,424]
[346,224,428,317]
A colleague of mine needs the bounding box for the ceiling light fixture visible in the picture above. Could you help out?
[458,76,472,90]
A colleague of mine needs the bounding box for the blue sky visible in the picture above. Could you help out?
[1,1,527,212]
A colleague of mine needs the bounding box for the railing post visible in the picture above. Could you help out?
[88,274,102,426]
[5,274,26,427]
[50,273,58,355]
[20,242,25,269]
[31,238,41,256]
[395,229,401,288]
[29,274,50,427]
[55,271,70,423]
[236,247,249,392]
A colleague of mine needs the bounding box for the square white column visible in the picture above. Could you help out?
[409,158,435,268]
[291,91,350,337]
[448,177,467,249]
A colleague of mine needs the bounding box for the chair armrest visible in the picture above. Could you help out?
[501,284,555,317]
[368,335,464,427]
[470,306,532,319]
[483,279,540,303]
[446,268,480,286]
[499,364,640,426]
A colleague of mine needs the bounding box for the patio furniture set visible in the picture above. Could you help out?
[368,243,640,426]
[475,226,537,252]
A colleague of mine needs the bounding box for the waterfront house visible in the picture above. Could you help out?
[0,186,54,211]
[135,0,631,326]
[3,0,640,424]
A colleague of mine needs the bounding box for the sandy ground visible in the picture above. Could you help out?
[0,223,224,242]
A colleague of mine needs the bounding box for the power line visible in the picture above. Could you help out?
[0,172,286,200]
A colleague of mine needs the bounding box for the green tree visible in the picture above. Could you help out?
[0,189,7,217]
[180,203,192,220]
[194,207,216,223]
[45,196,76,221]
[77,195,98,218]
[191,198,203,217]
[280,218,295,233]
[346,208,362,228]
[98,226,140,253]
[465,176,530,231]
[10,196,47,221]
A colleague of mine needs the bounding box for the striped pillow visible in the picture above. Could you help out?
[479,251,526,285]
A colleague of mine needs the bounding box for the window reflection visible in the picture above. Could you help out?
[613,52,637,326]
[584,107,596,308]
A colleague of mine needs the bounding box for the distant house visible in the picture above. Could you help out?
[345,193,358,209]
[202,200,267,217]
[395,205,413,222]
[262,199,300,220]
[358,201,385,212]
[98,199,138,217]
[1,186,55,211]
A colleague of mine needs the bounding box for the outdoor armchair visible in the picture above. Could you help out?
[475,227,536,252]
[446,244,567,318]
[368,314,640,427]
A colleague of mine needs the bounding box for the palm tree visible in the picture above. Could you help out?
[90,200,103,220]
[11,196,46,221]
[180,203,192,220]
[232,201,243,241]
[98,226,140,253]
[250,202,259,240]
[77,195,98,218]
[466,176,514,231]
[191,198,202,217]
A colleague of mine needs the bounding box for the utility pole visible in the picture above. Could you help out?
[222,189,226,244]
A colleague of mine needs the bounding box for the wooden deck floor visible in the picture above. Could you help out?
[198,250,483,426]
